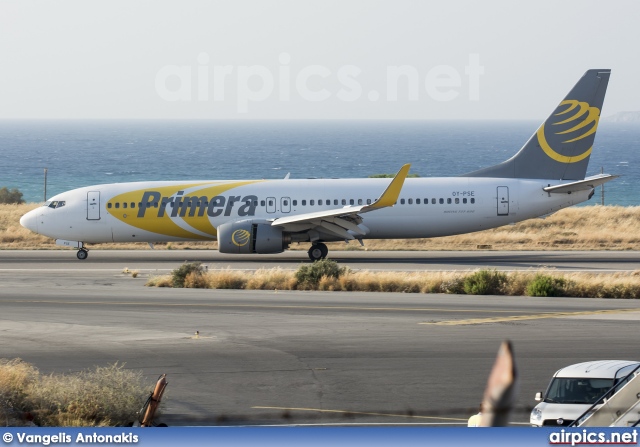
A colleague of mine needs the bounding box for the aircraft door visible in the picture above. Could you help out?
[87,191,101,220]
[266,197,276,213]
[281,197,291,213]
[497,186,509,216]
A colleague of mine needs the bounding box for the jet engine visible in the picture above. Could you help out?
[217,220,291,254]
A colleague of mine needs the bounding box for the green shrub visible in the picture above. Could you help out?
[295,259,345,287]
[463,269,507,295]
[0,187,25,204]
[171,262,203,288]
[526,274,566,297]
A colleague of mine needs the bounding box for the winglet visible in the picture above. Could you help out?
[369,163,411,208]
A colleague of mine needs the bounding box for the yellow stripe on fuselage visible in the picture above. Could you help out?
[108,181,262,239]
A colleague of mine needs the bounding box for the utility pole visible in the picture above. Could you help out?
[44,168,48,202]
[601,167,604,206]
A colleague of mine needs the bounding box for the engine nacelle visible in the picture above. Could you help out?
[218,220,290,254]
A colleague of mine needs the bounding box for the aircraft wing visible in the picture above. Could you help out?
[271,164,410,240]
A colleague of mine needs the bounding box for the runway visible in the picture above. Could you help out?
[0,250,639,426]
[1,249,639,274]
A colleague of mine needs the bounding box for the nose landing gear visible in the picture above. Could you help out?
[55,239,88,260]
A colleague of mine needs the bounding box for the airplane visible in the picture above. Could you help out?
[20,69,617,261]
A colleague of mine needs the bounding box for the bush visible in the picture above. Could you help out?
[0,360,149,427]
[0,358,37,424]
[184,271,209,288]
[463,269,507,295]
[438,277,466,294]
[526,274,565,297]
[0,187,25,204]
[171,262,203,288]
[295,259,345,287]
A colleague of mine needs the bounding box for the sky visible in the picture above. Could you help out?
[1,0,638,120]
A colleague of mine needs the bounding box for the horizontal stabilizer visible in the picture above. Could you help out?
[543,174,618,194]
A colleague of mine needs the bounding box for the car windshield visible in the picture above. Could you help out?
[545,378,614,404]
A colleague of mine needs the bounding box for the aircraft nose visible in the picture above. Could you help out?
[20,210,38,233]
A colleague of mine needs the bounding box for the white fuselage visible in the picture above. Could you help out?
[21,177,591,244]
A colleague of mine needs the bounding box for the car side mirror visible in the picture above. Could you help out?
[535,392,542,401]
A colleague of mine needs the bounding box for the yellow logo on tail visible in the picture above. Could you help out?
[537,99,600,163]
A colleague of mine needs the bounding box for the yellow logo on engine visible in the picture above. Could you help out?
[537,100,600,163]
[231,229,251,247]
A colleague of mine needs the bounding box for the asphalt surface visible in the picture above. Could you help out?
[0,250,639,426]
[1,249,639,273]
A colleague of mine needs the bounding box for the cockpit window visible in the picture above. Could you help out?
[44,200,65,209]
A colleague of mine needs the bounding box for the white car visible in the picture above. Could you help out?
[530,360,640,427]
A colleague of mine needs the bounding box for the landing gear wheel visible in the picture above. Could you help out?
[77,249,88,260]
[318,243,328,258]
[308,242,328,262]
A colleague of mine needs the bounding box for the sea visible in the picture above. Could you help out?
[1,120,638,206]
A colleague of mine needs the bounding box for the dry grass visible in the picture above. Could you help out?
[3,204,640,251]
[0,359,150,427]
[146,267,640,298]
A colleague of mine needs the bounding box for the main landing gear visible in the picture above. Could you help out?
[76,247,89,260]
[307,242,328,262]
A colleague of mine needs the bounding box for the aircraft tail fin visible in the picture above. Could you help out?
[463,69,611,180]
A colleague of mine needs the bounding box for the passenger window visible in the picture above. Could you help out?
[366,199,371,205]
[400,199,405,205]
[424,198,428,204]
[107,203,112,209]
[293,200,297,206]
[318,200,323,206]
[455,198,459,204]
[358,199,363,205]
[253,201,258,206]
[334,200,338,205]
[283,200,289,206]
[268,200,274,206]
[463,198,467,204]
[131,202,135,208]
[342,199,346,205]
[115,203,120,209]
[416,199,421,204]
[261,200,266,206]
[439,198,444,204]
[302,200,306,206]
[350,199,354,205]
[471,198,475,204]
[310,200,315,206]
[123,202,128,209]
[432,198,436,204]
[447,198,452,204]
[408,198,413,205]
